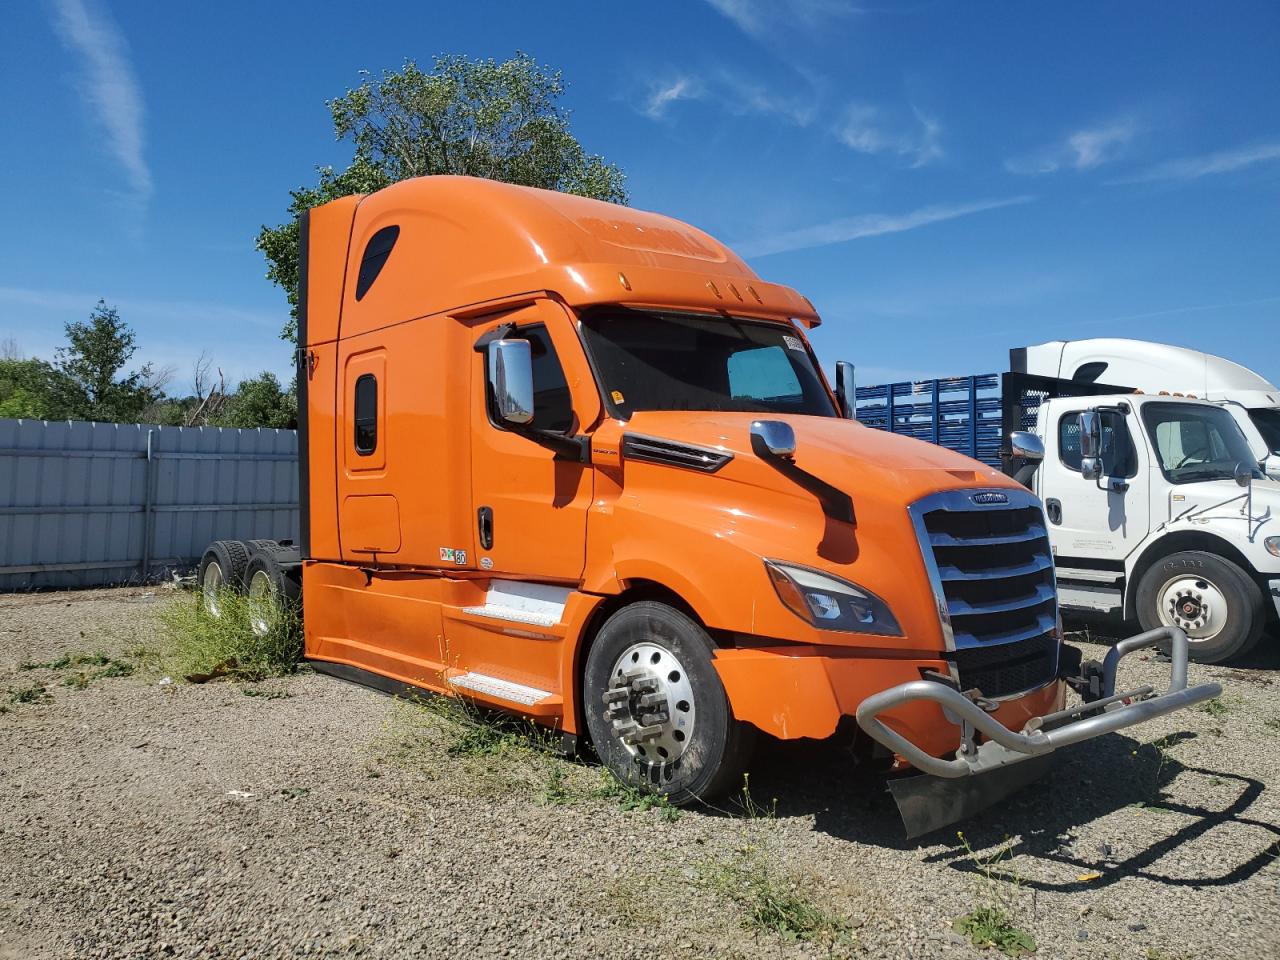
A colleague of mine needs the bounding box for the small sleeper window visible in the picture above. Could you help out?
[354,374,377,454]
[355,225,400,301]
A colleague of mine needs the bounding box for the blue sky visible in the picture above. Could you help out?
[2,0,1278,393]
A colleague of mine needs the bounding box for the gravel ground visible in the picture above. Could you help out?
[1,588,1278,960]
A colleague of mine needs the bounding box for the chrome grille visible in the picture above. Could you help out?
[909,488,1059,698]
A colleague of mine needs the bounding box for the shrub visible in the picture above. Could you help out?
[157,589,301,682]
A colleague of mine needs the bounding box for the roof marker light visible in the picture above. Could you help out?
[746,285,763,304]
[728,282,743,301]
[706,280,722,299]
[618,272,631,291]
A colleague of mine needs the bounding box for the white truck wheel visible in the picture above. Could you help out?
[1136,551,1264,664]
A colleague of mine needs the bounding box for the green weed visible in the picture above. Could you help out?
[706,847,852,946]
[21,651,135,692]
[953,907,1036,956]
[7,681,50,705]
[733,772,777,819]
[594,769,681,821]
[1199,697,1228,719]
[156,589,301,683]
[952,832,1036,955]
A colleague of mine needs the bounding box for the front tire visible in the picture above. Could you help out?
[583,601,755,806]
[1135,550,1264,664]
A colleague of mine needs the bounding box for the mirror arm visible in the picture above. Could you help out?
[473,323,517,352]
[750,434,855,525]
[512,426,592,463]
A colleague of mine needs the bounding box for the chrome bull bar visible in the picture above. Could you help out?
[855,626,1222,780]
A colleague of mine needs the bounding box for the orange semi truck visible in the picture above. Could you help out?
[199,176,1219,834]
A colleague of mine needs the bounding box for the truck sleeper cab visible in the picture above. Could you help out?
[201,176,1219,834]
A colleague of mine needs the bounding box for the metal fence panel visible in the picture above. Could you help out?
[0,419,298,591]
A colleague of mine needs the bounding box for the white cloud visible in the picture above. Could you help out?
[1109,141,1280,184]
[1006,118,1138,175]
[734,195,1033,258]
[835,102,943,167]
[48,0,151,201]
[703,0,857,38]
[642,76,702,119]
[636,69,814,125]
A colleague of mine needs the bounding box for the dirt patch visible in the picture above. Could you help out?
[1,590,1277,959]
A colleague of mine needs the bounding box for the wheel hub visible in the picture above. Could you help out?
[201,561,224,617]
[246,569,276,637]
[603,642,695,766]
[1158,576,1227,640]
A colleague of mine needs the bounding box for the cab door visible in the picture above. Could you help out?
[468,300,599,582]
[1042,402,1150,563]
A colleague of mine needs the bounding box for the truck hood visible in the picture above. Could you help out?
[607,411,1030,651]
[623,410,1021,514]
[1166,476,1280,536]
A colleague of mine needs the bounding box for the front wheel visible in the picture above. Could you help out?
[1135,550,1264,664]
[583,601,755,806]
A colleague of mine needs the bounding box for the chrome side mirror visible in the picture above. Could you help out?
[834,361,856,419]
[487,339,534,426]
[1077,410,1102,481]
[750,420,796,459]
[1234,461,1253,488]
[1009,431,1044,462]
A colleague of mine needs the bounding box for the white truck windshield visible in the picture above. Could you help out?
[1248,408,1280,456]
[580,310,837,419]
[1141,402,1261,483]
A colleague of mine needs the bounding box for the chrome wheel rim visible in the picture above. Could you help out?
[246,569,276,637]
[201,561,224,618]
[1157,574,1228,641]
[604,642,696,767]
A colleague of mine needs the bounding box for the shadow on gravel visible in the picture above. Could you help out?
[739,727,1279,892]
[1063,612,1280,672]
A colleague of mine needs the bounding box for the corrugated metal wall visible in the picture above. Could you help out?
[0,419,298,590]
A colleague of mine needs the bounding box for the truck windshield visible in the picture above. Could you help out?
[580,310,837,418]
[1249,408,1280,456]
[1141,402,1262,483]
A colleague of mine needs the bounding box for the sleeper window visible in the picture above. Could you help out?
[355,226,400,301]
[354,374,378,454]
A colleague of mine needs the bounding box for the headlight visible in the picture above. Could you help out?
[764,560,902,636]
[1266,536,1280,558]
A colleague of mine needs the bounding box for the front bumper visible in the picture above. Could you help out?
[854,625,1220,780]
[1269,578,1280,619]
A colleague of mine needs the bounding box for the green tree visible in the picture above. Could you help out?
[221,372,297,429]
[0,357,70,419]
[54,300,166,422]
[257,53,628,343]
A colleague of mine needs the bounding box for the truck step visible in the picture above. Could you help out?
[460,580,571,628]
[1056,566,1124,586]
[449,672,553,707]
[1057,583,1123,614]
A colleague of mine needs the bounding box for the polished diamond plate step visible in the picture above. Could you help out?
[449,672,552,706]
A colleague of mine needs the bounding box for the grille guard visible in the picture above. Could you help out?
[854,626,1221,780]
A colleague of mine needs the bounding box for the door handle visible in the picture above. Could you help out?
[1046,498,1062,525]
[477,506,494,550]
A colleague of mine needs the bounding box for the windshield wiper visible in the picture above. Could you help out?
[1173,468,1233,482]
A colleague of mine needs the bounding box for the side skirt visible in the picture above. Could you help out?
[307,658,581,757]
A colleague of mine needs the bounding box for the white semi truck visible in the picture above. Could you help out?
[856,362,1280,664]
[1017,337,1280,480]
